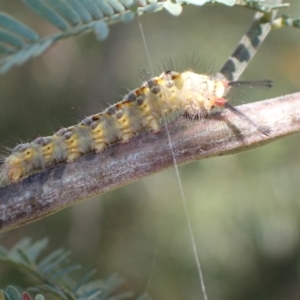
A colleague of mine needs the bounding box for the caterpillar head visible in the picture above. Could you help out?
[180,71,229,116]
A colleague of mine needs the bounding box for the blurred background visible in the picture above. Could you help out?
[0,0,300,299]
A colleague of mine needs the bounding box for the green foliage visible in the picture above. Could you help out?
[0,238,145,300]
[0,286,45,300]
[0,1,300,299]
[0,0,287,74]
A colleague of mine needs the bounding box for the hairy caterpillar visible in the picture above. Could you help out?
[0,70,271,186]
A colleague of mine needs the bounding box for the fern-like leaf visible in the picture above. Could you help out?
[0,238,143,300]
[0,286,45,300]
[0,0,285,74]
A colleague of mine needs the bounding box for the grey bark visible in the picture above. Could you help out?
[0,92,299,233]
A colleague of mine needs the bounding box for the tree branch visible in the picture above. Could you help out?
[1,92,300,233]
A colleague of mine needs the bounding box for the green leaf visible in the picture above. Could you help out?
[94,20,109,41]
[10,238,32,259]
[163,1,183,16]
[0,13,39,42]
[0,238,135,300]
[118,0,135,8]
[72,270,97,294]
[17,249,34,267]
[38,248,64,270]
[80,0,105,18]
[5,287,21,300]
[46,0,82,25]
[26,238,49,262]
[218,0,236,5]
[79,289,102,300]
[141,2,164,13]
[0,39,54,74]
[50,264,81,280]
[28,285,66,299]
[0,29,24,48]
[93,0,114,16]
[23,0,69,31]
[66,0,93,22]
[121,11,135,22]
[106,0,125,12]
[0,0,282,74]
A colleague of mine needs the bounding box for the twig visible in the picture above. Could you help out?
[0,92,300,233]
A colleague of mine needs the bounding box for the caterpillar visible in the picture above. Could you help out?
[0,10,275,188]
[0,8,278,235]
[0,70,271,187]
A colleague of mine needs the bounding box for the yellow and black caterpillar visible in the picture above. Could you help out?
[0,69,271,185]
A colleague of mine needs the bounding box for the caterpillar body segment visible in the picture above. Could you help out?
[83,112,122,151]
[0,71,232,185]
[55,124,95,161]
[34,135,68,166]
